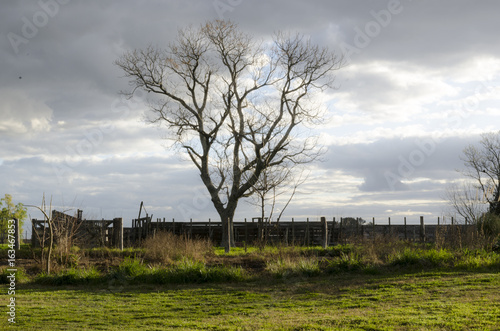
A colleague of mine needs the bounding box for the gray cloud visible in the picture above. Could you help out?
[1,0,499,230]
[322,135,478,192]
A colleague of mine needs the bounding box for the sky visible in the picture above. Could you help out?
[1,0,499,234]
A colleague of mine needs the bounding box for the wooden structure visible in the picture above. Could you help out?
[125,216,478,247]
[30,210,480,249]
[31,210,123,249]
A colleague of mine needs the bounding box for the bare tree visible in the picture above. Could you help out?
[445,181,487,224]
[460,131,500,216]
[27,195,54,274]
[116,20,343,250]
[246,165,307,242]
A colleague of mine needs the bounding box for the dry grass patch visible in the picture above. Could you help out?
[142,232,213,264]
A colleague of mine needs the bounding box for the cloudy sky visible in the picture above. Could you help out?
[1,0,499,232]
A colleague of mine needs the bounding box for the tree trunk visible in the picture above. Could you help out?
[489,196,500,216]
[219,208,236,251]
[259,194,265,242]
[47,218,54,275]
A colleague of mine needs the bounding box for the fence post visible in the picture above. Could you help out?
[321,217,328,249]
[209,218,213,241]
[190,218,193,239]
[388,217,391,236]
[277,218,281,244]
[331,217,336,244]
[356,217,359,237]
[114,217,123,250]
[339,217,343,244]
[137,219,142,243]
[284,220,289,246]
[361,219,365,240]
[436,216,440,243]
[244,218,248,246]
[420,216,426,242]
[292,218,295,245]
[404,217,407,240]
[372,217,375,242]
[306,218,310,246]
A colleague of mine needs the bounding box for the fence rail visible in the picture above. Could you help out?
[125,216,478,247]
[30,210,483,249]
[31,210,123,249]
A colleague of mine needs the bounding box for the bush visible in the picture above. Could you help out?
[0,267,29,284]
[34,267,102,285]
[106,257,149,284]
[455,249,500,271]
[158,259,247,283]
[389,248,454,268]
[324,252,366,273]
[493,237,500,252]
[107,257,247,284]
[266,257,321,279]
[143,232,212,264]
[478,213,500,237]
[85,247,143,259]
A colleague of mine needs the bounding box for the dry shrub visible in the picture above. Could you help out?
[352,234,410,265]
[143,232,212,264]
[435,225,494,251]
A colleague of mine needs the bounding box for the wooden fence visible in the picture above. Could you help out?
[31,210,482,249]
[32,210,123,249]
[125,216,478,247]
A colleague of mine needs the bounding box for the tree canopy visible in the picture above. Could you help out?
[0,194,27,239]
[446,131,500,225]
[461,131,500,216]
[116,20,343,248]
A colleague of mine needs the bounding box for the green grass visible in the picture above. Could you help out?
[212,244,354,257]
[33,267,103,286]
[30,258,247,286]
[2,241,500,329]
[2,271,499,330]
[266,257,321,278]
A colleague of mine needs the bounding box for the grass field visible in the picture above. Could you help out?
[1,270,499,330]
[1,235,500,330]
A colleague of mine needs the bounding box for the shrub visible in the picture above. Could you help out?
[106,257,149,283]
[389,248,454,268]
[478,213,500,237]
[34,267,102,285]
[107,258,247,284]
[324,252,365,273]
[84,247,143,259]
[493,237,500,252]
[455,249,500,271]
[0,267,30,284]
[266,257,321,279]
[143,232,212,264]
[158,259,246,283]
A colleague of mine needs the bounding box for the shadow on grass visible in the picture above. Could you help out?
[2,245,499,291]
